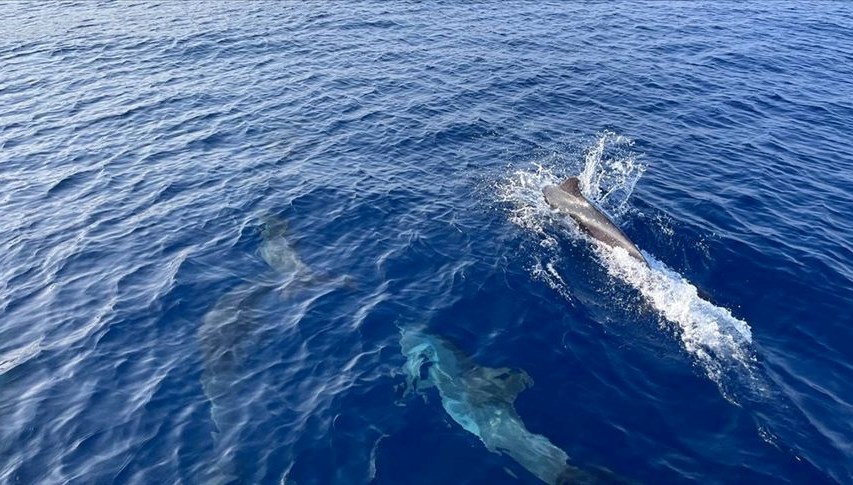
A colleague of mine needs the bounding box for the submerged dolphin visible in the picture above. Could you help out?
[400,329,615,484]
[543,177,646,264]
[259,216,352,291]
[200,217,313,421]
[198,216,322,483]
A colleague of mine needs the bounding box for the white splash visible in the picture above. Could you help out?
[496,161,561,246]
[576,131,645,218]
[530,259,575,304]
[598,245,755,391]
[497,132,756,397]
[496,131,645,234]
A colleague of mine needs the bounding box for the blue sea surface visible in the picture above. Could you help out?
[1,2,852,484]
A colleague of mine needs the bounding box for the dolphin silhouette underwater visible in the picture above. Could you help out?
[197,215,335,483]
[198,216,339,379]
[543,177,646,264]
[400,329,620,484]
[199,217,317,422]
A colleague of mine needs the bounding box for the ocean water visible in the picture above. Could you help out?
[1,2,851,484]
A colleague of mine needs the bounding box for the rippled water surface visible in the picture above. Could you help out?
[2,2,852,484]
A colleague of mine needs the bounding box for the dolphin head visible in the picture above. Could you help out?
[399,329,614,484]
[542,185,563,209]
[543,184,579,211]
[400,329,467,385]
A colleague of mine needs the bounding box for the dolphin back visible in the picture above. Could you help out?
[544,177,647,265]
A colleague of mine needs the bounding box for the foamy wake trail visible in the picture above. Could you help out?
[598,246,758,395]
[496,132,759,399]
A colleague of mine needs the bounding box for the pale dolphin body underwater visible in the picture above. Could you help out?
[258,217,311,278]
[400,329,618,484]
[199,217,313,422]
[543,177,647,265]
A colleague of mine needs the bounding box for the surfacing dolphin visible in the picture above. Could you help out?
[543,177,646,265]
[400,329,618,484]
[544,176,721,304]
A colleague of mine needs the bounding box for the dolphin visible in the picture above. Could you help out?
[199,216,313,424]
[543,177,722,304]
[197,216,322,483]
[197,280,274,483]
[543,177,646,265]
[400,329,618,484]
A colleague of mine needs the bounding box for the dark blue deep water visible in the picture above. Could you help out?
[1,2,852,484]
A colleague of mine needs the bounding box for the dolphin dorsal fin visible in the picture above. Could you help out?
[559,177,582,196]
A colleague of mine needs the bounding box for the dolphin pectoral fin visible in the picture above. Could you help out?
[473,367,533,402]
[278,272,357,297]
[497,370,533,400]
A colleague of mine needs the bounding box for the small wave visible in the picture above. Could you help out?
[0,339,42,376]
